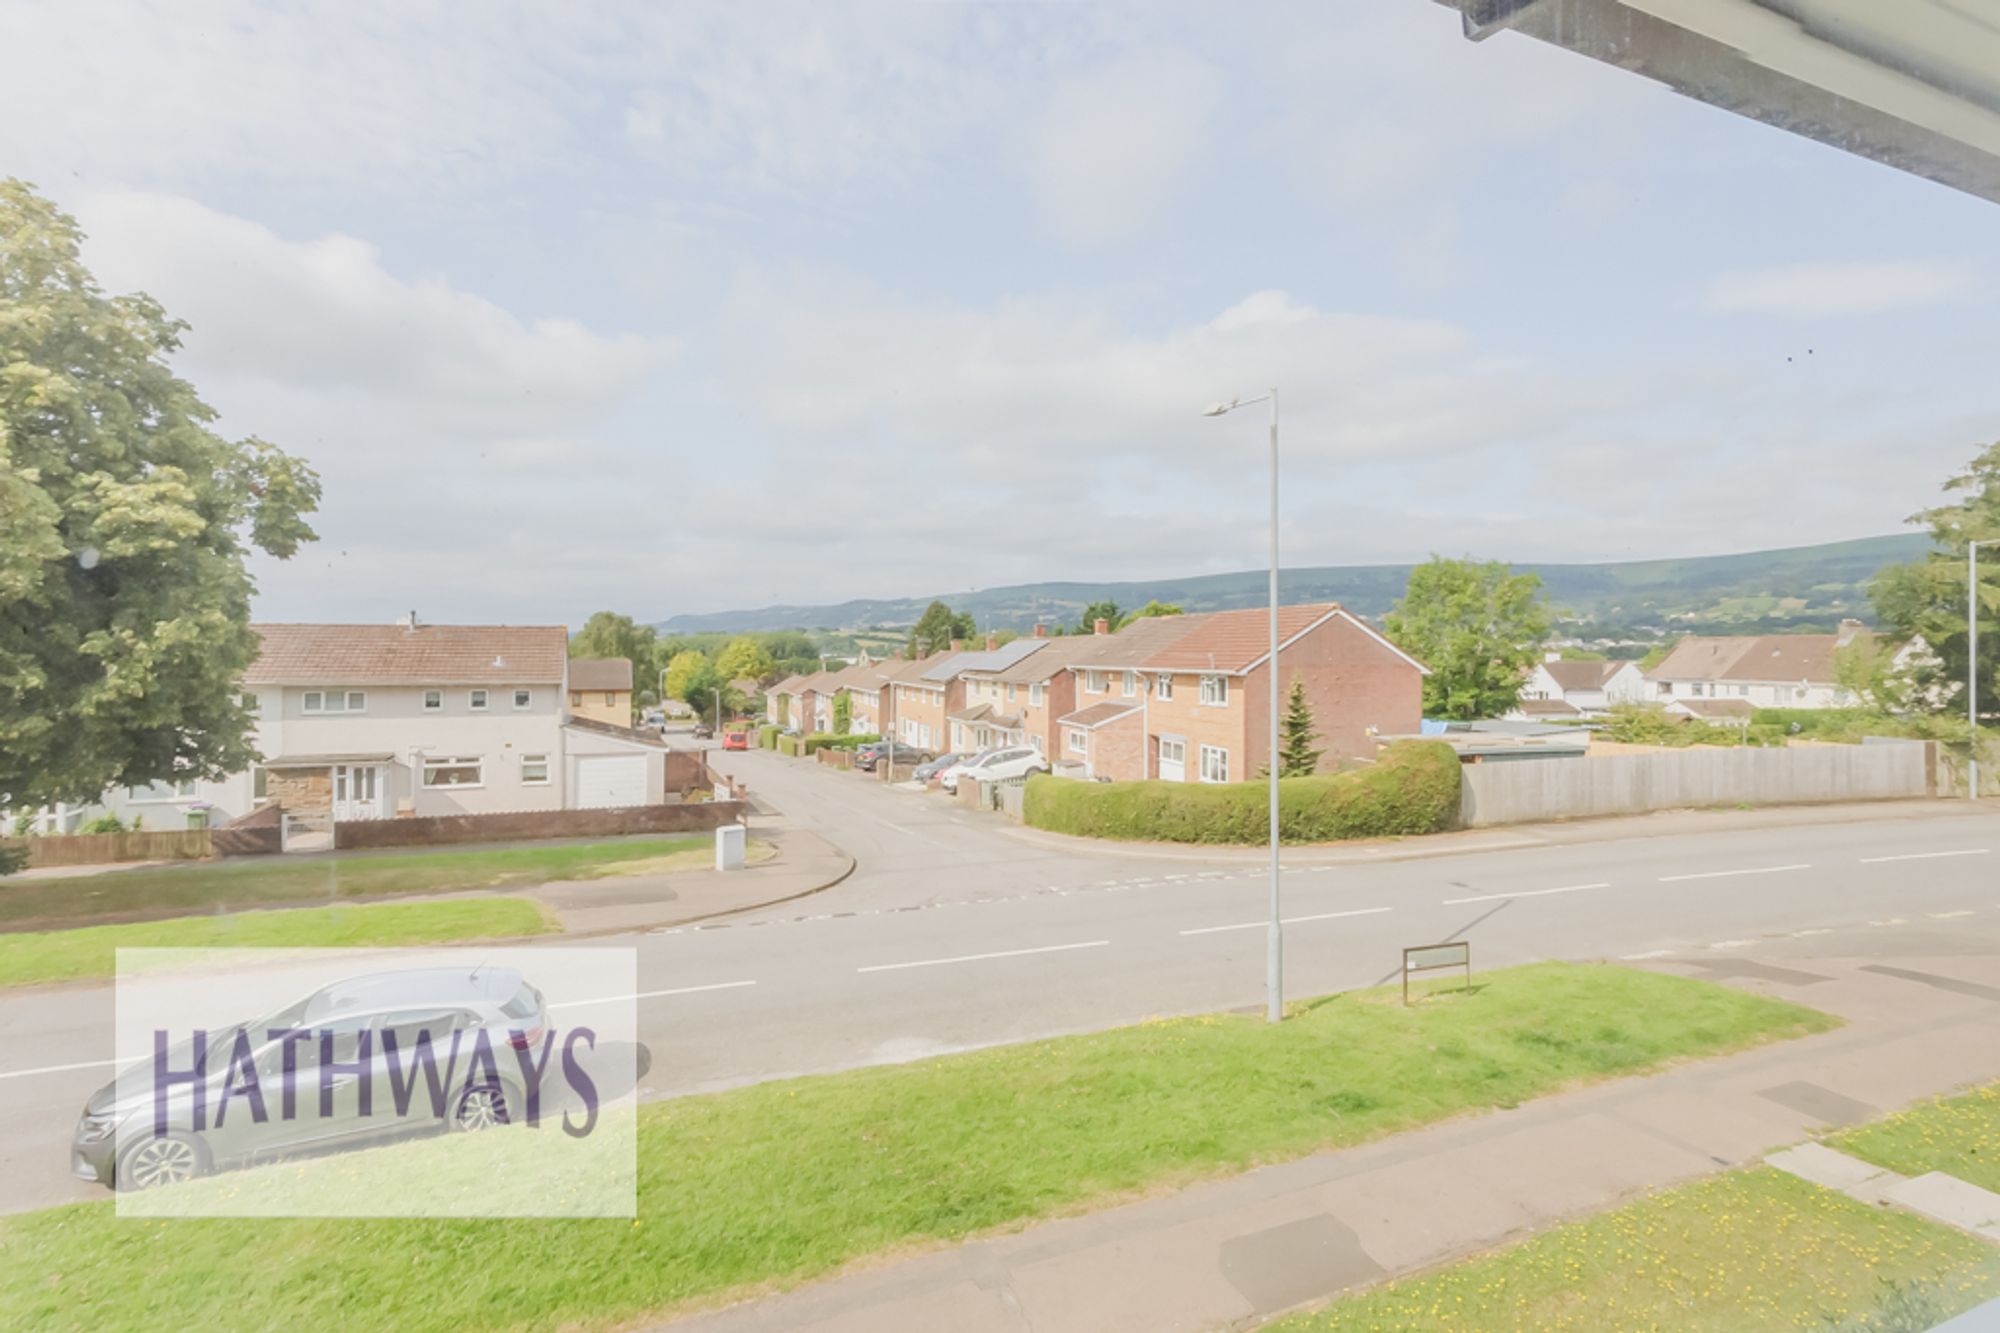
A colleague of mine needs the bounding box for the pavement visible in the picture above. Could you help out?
[526,827,854,936]
[653,948,2000,1332]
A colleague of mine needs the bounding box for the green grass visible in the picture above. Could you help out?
[0,836,705,932]
[0,897,555,988]
[1269,1168,2000,1331]
[0,962,1834,1331]
[1835,1080,2000,1194]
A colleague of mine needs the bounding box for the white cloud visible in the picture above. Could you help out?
[1702,260,1978,316]
[1027,50,1220,245]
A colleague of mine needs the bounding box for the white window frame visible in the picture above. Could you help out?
[514,688,533,710]
[1085,670,1106,694]
[1198,744,1229,784]
[301,689,367,715]
[1159,736,1186,767]
[1067,730,1088,755]
[422,689,443,712]
[520,753,551,785]
[421,756,485,789]
[1199,675,1227,706]
[1029,682,1044,707]
[1122,671,1137,697]
[1006,683,1017,704]
[468,689,489,711]
[251,766,269,803]
[1155,674,1173,700]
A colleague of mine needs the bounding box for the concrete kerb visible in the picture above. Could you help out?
[995,797,1998,868]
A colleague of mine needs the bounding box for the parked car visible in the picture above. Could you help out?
[939,746,1048,794]
[692,722,715,739]
[911,752,966,783]
[73,967,549,1191]
[853,741,930,772]
[722,731,749,751]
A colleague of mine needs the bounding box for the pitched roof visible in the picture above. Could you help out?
[1054,614,1214,672]
[1648,631,1874,686]
[1540,659,1626,691]
[1057,700,1143,730]
[244,624,568,685]
[768,674,809,695]
[1511,697,1584,717]
[885,651,958,687]
[1667,697,1756,720]
[568,658,633,691]
[1140,604,1424,675]
[922,638,1045,681]
[562,715,667,748]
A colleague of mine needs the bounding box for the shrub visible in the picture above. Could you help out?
[776,734,802,757]
[80,814,125,834]
[1023,740,1462,844]
[801,732,880,756]
[757,724,779,749]
[0,843,25,876]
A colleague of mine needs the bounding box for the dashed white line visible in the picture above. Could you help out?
[1928,910,1976,920]
[1659,864,1811,883]
[1179,906,1393,937]
[1860,849,1990,864]
[549,980,757,1010]
[1620,949,1673,961]
[857,940,1111,974]
[0,1057,120,1083]
[1709,939,1757,950]
[1793,928,1833,937]
[1441,882,1609,906]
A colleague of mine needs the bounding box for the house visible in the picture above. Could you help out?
[1053,605,1427,784]
[1644,620,1889,709]
[567,658,634,726]
[941,638,1055,754]
[52,620,670,842]
[1663,697,1755,729]
[884,648,962,751]
[839,659,895,734]
[765,674,809,729]
[1515,654,1648,717]
[955,624,1094,758]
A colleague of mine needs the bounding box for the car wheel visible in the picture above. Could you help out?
[117,1131,208,1191]
[452,1082,513,1133]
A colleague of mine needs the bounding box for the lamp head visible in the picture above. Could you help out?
[1202,401,1232,417]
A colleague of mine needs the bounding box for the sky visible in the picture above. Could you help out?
[6,0,2000,628]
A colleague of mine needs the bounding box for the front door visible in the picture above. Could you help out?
[332,764,382,821]
[1158,736,1187,783]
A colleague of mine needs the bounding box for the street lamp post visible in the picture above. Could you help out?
[1204,388,1283,1023]
[1973,540,1990,800]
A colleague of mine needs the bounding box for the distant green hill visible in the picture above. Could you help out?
[657,534,1932,640]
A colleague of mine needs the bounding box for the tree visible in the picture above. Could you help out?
[0,181,322,808]
[1639,637,1679,671]
[1119,600,1183,627]
[681,661,732,725]
[715,635,777,685]
[908,601,973,656]
[1870,440,2000,719]
[1384,556,1553,721]
[570,611,656,668]
[1832,634,1914,714]
[1077,599,1121,634]
[1273,679,1323,777]
[662,650,711,702]
[831,690,852,735]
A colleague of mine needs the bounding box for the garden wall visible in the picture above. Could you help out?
[333,800,748,850]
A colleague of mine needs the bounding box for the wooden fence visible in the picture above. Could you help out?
[2,828,214,868]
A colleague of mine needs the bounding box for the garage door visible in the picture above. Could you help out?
[575,754,648,809]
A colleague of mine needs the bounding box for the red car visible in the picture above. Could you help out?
[722,731,749,751]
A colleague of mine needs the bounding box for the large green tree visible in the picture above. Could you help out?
[1,181,321,807]
[662,649,711,702]
[715,635,777,684]
[1119,599,1183,627]
[571,611,657,668]
[907,601,974,657]
[1384,556,1553,721]
[1077,599,1121,633]
[1870,441,2000,720]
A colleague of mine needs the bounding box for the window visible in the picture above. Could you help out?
[423,689,443,711]
[422,757,484,788]
[603,691,616,707]
[468,689,488,711]
[1199,744,1229,784]
[1006,683,1016,704]
[1199,675,1227,706]
[520,754,550,785]
[252,766,269,802]
[1030,682,1043,707]
[569,691,582,706]
[514,688,533,710]
[1122,671,1136,697]
[1690,682,1706,698]
[128,778,197,802]
[1159,736,1186,767]
[1068,730,1088,754]
[1085,670,1106,693]
[1155,674,1173,700]
[301,690,365,714]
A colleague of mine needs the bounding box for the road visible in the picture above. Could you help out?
[5,744,2000,1214]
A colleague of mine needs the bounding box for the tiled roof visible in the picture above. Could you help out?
[563,715,667,748]
[1059,615,1214,670]
[1057,701,1142,730]
[1648,631,1875,686]
[244,624,567,685]
[886,651,956,687]
[1511,698,1583,717]
[568,658,633,691]
[1143,604,1395,674]
[922,638,1045,681]
[1540,659,1625,691]
[768,674,809,694]
[1668,697,1756,720]
[948,703,994,724]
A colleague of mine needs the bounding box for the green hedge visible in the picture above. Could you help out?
[1022,741,1462,845]
[801,732,881,756]
[776,733,802,757]
[757,724,779,749]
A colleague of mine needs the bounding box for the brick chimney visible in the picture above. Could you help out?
[1094,618,1109,635]
[1033,623,1048,638]
[949,638,964,652]
[985,634,997,651]
[1836,618,1865,645]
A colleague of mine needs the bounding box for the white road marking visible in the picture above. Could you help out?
[1659,864,1810,883]
[0,1057,120,1083]
[1928,910,1976,920]
[1179,906,1393,937]
[1620,949,1673,960]
[1709,939,1757,949]
[1869,917,1909,927]
[549,980,757,1010]
[1441,882,1609,906]
[1860,848,1989,864]
[1793,928,1833,937]
[857,940,1111,974]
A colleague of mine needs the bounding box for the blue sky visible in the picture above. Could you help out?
[7,0,1998,625]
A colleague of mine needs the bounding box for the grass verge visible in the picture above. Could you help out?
[0,836,706,932]
[0,897,556,989]
[1268,1167,2000,1331]
[0,962,1833,1331]
[1835,1079,2000,1194]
